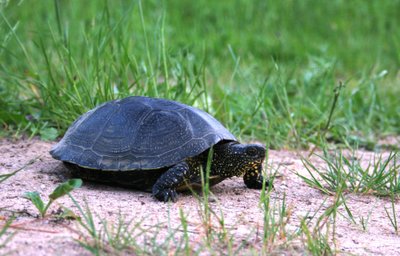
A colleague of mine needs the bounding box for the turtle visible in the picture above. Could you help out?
[50,96,268,202]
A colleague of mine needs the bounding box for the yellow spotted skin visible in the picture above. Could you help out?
[69,141,267,202]
[152,142,267,201]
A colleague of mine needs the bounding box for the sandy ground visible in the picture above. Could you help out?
[0,138,399,255]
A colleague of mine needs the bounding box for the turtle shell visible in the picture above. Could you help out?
[50,96,236,171]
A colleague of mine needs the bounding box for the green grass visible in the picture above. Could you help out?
[298,150,400,196]
[298,149,400,235]
[0,0,399,147]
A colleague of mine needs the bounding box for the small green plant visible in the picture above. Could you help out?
[70,198,102,255]
[23,179,82,217]
[299,191,346,255]
[384,176,399,234]
[300,218,333,255]
[260,191,291,252]
[308,81,344,156]
[259,169,283,251]
[359,203,375,232]
[384,196,398,234]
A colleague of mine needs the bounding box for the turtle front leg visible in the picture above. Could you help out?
[243,166,268,189]
[152,161,190,202]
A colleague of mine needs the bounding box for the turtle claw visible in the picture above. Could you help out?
[153,188,178,202]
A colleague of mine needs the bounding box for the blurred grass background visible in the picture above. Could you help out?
[0,0,399,149]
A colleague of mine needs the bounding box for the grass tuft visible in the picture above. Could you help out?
[298,150,400,196]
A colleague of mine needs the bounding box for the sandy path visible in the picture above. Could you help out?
[0,139,399,255]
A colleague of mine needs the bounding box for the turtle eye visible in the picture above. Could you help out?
[246,147,258,157]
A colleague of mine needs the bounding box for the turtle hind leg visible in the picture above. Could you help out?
[152,161,191,202]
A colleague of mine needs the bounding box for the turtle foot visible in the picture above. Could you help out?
[152,187,178,202]
[245,175,271,190]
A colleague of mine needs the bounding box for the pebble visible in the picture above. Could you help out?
[208,196,217,202]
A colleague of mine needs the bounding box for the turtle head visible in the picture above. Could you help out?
[212,142,266,178]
